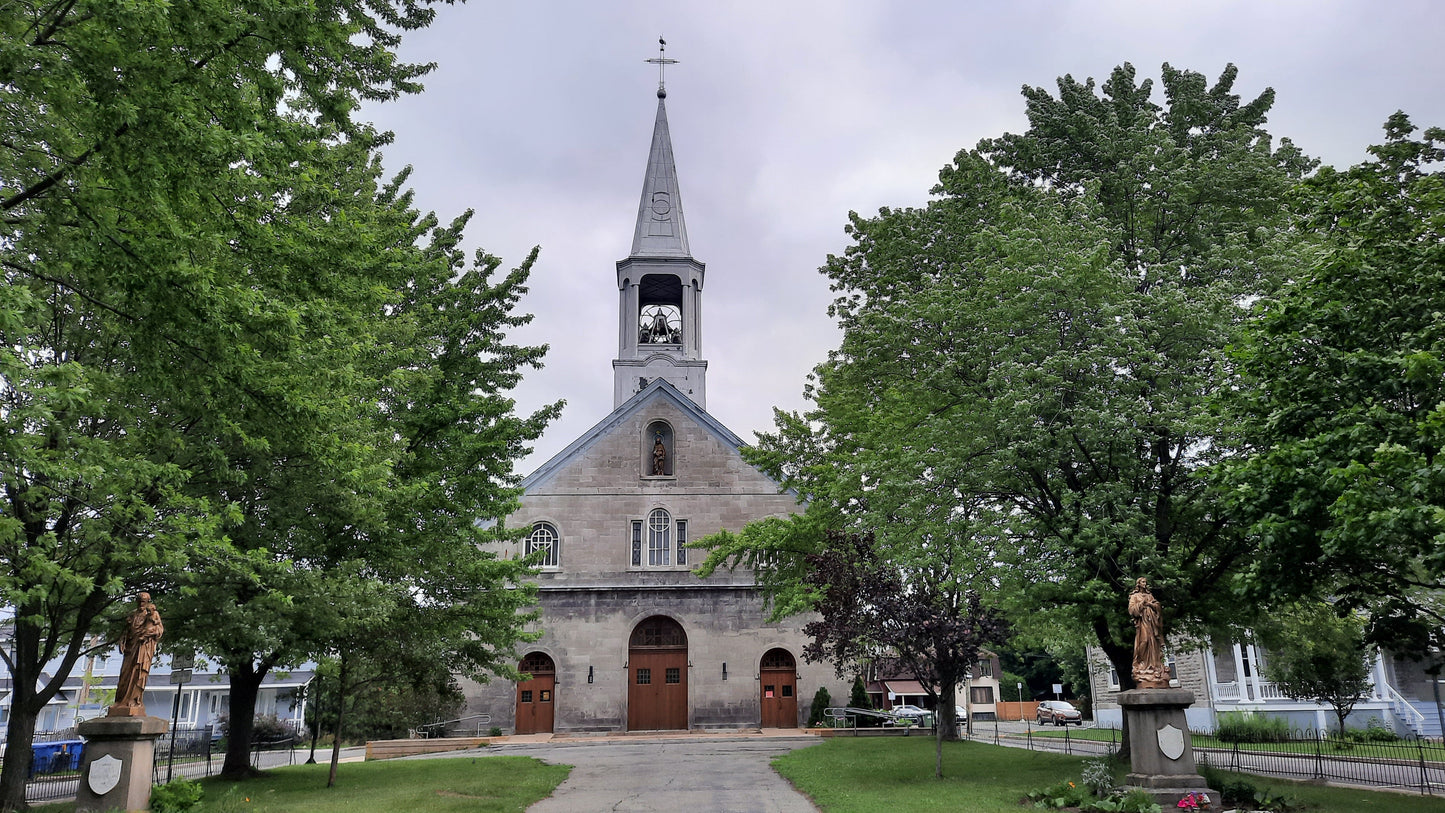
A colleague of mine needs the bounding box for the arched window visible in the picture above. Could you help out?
[526,522,560,569]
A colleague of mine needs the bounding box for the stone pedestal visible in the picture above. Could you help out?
[76,716,168,812]
[1118,689,1209,808]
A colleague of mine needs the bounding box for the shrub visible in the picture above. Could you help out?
[1343,718,1401,742]
[1214,711,1290,743]
[1026,780,1088,809]
[489,726,503,737]
[807,687,832,727]
[1080,757,1117,799]
[149,778,203,813]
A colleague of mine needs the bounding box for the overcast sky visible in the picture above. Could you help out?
[360,1,1445,476]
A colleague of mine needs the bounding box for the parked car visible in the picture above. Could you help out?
[954,705,968,725]
[1036,700,1083,726]
[889,704,929,719]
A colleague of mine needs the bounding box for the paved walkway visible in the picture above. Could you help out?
[416,729,822,812]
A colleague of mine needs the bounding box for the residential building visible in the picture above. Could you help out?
[1088,642,1441,736]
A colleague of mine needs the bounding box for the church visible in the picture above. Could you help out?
[458,79,848,733]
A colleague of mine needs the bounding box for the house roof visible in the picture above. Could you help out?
[884,680,931,696]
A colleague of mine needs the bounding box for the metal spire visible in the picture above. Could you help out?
[644,36,678,98]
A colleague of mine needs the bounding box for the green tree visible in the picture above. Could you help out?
[698,63,1313,717]
[162,204,555,780]
[1,0,553,796]
[849,676,872,710]
[1257,603,1376,735]
[1223,114,1445,654]
[807,687,832,727]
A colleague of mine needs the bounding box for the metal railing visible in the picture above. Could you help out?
[1386,685,1428,734]
[413,713,493,738]
[1002,723,1445,795]
[822,707,937,734]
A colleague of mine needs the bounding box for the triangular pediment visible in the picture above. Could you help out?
[521,380,781,494]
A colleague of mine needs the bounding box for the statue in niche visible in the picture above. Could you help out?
[1129,577,1170,689]
[111,592,164,716]
[652,431,668,475]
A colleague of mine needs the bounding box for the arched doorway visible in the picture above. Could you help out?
[628,616,688,731]
[759,648,797,728]
[515,652,555,734]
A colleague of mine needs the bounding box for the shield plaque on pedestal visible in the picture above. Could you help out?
[1157,724,1186,761]
[88,754,122,796]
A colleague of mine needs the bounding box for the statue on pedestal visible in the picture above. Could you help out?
[1129,577,1170,689]
[110,592,164,717]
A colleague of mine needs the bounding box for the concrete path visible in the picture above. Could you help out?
[426,730,822,812]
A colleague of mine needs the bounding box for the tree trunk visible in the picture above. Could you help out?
[327,653,348,788]
[0,691,41,812]
[1095,621,1135,761]
[0,605,89,812]
[221,659,268,779]
[937,679,960,742]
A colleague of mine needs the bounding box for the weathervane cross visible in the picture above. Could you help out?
[645,36,678,96]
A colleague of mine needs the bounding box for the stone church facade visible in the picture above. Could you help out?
[458,83,847,733]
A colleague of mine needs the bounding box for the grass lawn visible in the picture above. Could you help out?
[43,756,569,813]
[773,737,1445,812]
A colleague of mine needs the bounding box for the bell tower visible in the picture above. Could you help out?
[613,52,707,409]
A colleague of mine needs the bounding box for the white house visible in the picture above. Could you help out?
[1088,641,1441,737]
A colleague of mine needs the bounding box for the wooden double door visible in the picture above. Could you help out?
[515,652,555,735]
[759,648,798,728]
[627,616,688,731]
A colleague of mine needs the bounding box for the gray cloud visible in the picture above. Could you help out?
[361,0,1445,474]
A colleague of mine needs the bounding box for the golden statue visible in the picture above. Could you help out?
[1129,577,1170,689]
[110,592,164,716]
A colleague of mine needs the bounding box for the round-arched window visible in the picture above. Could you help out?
[527,522,560,569]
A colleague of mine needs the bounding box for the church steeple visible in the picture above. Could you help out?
[628,94,691,258]
[613,50,707,410]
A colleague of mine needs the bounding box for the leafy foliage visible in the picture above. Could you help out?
[1223,113,1445,654]
[148,779,204,813]
[697,63,1313,702]
[1257,603,1375,734]
[1213,711,1291,744]
[803,530,1007,763]
[808,686,833,727]
[0,0,556,794]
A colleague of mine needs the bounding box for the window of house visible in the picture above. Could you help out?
[977,659,993,677]
[676,519,687,566]
[970,686,995,704]
[665,667,680,684]
[1108,667,1120,691]
[632,520,643,567]
[526,522,560,569]
[636,668,652,685]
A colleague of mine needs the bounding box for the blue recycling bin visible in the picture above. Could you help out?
[28,740,84,776]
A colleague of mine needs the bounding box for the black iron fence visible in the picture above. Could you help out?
[154,726,218,783]
[989,722,1445,796]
